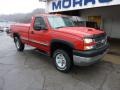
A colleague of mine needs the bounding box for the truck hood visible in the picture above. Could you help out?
[55,27,104,37]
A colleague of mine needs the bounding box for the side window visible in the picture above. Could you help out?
[34,17,46,30]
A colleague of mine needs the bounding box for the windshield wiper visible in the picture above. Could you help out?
[55,26,75,29]
[68,26,75,27]
[55,26,66,29]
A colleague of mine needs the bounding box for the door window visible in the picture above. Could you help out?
[34,17,46,30]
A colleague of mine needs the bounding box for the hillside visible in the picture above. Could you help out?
[0,8,45,23]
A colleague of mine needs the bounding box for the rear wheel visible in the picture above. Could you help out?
[14,36,24,51]
[53,49,72,73]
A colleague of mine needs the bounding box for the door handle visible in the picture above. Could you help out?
[31,31,34,34]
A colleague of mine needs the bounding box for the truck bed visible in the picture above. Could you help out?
[11,23,30,32]
[11,23,30,41]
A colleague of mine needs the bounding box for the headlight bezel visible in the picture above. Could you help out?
[83,37,95,50]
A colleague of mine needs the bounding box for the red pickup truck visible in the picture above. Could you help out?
[11,14,109,72]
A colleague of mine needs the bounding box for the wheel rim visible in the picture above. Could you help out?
[56,53,66,68]
[15,38,20,49]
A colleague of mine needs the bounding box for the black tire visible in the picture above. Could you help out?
[53,49,72,73]
[14,36,25,51]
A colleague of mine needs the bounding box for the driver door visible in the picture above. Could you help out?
[29,16,50,51]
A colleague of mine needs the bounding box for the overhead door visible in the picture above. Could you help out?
[103,19,112,37]
[111,18,120,39]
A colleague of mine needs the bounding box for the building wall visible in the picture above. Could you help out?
[80,5,120,38]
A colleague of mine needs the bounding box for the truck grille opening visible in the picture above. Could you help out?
[94,33,107,49]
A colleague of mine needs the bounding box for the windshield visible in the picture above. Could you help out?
[48,16,75,29]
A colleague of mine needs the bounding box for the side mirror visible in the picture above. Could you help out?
[34,24,48,30]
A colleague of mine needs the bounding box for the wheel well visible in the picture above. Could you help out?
[13,33,20,41]
[13,33,19,37]
[50,42,73,59]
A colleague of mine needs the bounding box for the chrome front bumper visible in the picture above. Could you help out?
[73,46,109,66]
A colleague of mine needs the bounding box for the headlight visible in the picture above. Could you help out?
[84,38,95,50]
[84,38,93,44]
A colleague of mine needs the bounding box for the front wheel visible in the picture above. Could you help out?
[14,37,25,51]
[53,49,72,73]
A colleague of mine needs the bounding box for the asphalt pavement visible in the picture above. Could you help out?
[0,32,120,90]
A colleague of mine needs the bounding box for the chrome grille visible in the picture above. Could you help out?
[94,33,107,49]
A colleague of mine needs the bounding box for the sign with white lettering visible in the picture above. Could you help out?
[47,0,120,12]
